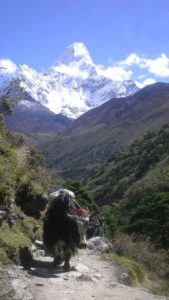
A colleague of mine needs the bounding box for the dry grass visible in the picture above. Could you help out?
[109,234,169,296]
[112,234,169,278]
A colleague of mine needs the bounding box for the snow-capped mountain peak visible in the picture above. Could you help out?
[0,42,139,119]
[57,42,93,65]
[16,64,40,81]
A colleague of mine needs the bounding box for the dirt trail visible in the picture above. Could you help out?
[14,248,168,300]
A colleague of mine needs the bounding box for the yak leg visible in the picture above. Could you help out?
[77,218,89,247]
[63,250,71,271]
[52,241,65,266]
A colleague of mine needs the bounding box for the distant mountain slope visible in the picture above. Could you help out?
[0,43,138,120]
[1,79,72,144]
[4,97,73,144]
[41,83,169,178]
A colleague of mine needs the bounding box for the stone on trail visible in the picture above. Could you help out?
[86,237,113,253]
[118,272,130,285]
[77,273,95,282]
[75,263,89,272]
[34,249,45,257]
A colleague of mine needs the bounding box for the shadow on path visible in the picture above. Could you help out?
[23,256,69,278]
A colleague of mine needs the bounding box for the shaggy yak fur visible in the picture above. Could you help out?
[43,193,80,271]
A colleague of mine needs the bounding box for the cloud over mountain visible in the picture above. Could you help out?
[116,53,169,82]
[0,59,17,75]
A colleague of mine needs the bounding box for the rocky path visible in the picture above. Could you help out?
[5,242,168,300]
[26,250,167,300]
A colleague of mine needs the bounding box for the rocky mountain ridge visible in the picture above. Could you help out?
[0,43,139,120]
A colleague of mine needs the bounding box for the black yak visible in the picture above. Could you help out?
[43,189,81,271]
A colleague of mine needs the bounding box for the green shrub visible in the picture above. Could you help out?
[100,205,118,237]
[15,173,47,218]
[0,223,31,265]
[124,192,169,248]
[15,207,43,242]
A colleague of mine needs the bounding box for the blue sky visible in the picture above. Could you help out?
[1,0,169,85]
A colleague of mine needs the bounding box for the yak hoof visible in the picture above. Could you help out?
[53,256,63,266]
[63,265,76,272]
[63,264,71,272]
[79,243,87,249]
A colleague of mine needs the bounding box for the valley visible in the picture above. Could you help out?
[0,45,169,299]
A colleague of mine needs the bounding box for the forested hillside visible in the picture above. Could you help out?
[86,124,169,248]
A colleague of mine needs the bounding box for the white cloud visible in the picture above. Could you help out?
[0,53,168,89]
[103,52,169,83]
[141,54,169,77]
[99,53,169,82]
[119,53,169,78]
[135,78,157,89]
[51,63,89,79]
[119,53,142,66]
[97,65,132,81]
[0,59,17,75]
[142,78,156,86]
[134,81,144,89]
